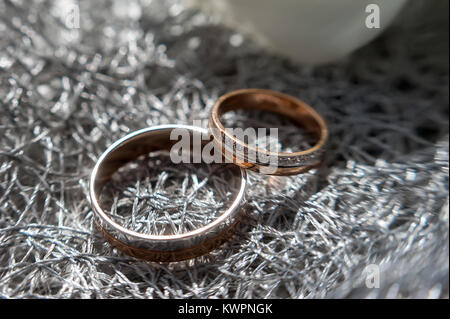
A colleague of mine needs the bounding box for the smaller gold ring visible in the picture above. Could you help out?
[208,89,329,176]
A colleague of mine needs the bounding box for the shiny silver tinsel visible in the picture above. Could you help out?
[0,0,448,298]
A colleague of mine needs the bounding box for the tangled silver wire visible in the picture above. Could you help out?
[0,0,448,298]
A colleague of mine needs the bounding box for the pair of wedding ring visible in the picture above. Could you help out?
[89,89,328,262]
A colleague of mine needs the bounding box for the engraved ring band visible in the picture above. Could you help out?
[89,125,247,262]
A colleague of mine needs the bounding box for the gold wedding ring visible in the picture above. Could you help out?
[209,89,328,175]
[89,125,247,262]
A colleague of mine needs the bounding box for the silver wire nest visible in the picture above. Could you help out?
[0,0,448,298]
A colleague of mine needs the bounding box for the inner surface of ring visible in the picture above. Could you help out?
[217,92,323,153]
[93,128,242,236]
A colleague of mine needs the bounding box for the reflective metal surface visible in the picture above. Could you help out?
[89,125,247,262]
[209,89,329,175]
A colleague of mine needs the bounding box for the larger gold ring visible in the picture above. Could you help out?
[89,125,247,262]
[208,89,329,175]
